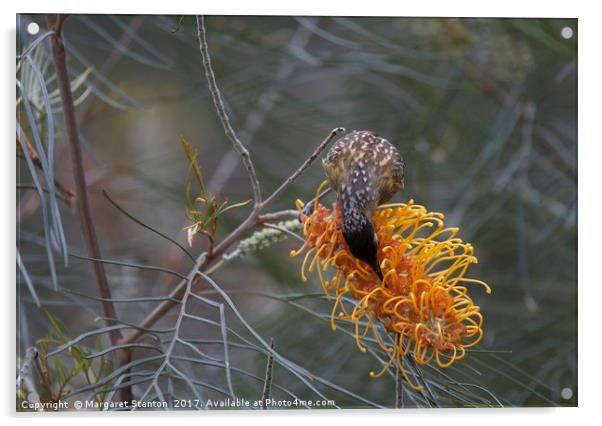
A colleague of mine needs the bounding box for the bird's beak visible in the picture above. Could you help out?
[369,258,384,281]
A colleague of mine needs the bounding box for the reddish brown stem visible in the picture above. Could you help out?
[16,134,75,202]
[46,14,130,401]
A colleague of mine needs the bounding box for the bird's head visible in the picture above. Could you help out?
[342,210,383,280]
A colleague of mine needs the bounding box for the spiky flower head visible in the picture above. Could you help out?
[290,186,491,390]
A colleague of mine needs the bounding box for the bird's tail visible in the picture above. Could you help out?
[340,194,383,281]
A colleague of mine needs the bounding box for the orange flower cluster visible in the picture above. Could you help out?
[291,189,491,390]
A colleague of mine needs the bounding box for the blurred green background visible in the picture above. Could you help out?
[17,15,577,408]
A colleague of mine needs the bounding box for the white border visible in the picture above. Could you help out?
[3,1,600,425]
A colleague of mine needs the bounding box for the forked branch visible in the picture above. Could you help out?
[120,17,344,351]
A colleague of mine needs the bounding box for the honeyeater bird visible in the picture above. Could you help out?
[321,130,405,280]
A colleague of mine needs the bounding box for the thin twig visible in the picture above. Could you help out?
[17,184,72,205]
[395,364,404,408]
[260,127,345,208]
[196,15,262,206]
[206,20,315,194]
[261,338,275,409]
[121,126,339,346]
[120,17,342,348]
[120,128,340,344]
[262,223,305,243]
[257,209,299,223]
[47,13,129,401]
[16,134,75,202]
[171,16,185,34]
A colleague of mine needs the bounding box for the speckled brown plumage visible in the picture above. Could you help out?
[323,130,405,214]
[321,130,405,280]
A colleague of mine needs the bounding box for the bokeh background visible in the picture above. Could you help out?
[17,15,577,408]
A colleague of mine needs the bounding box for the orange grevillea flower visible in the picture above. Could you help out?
[290,186,491,390]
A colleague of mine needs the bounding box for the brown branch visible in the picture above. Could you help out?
[261,338,275,409]
[16,134,75,203]
[46,14,130,400]
[17,184,71,205]
[120,122,336,346]
[48,14,69,37]
[260,127,344,208]
[196,15,262,206]
[119,16,343,349]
